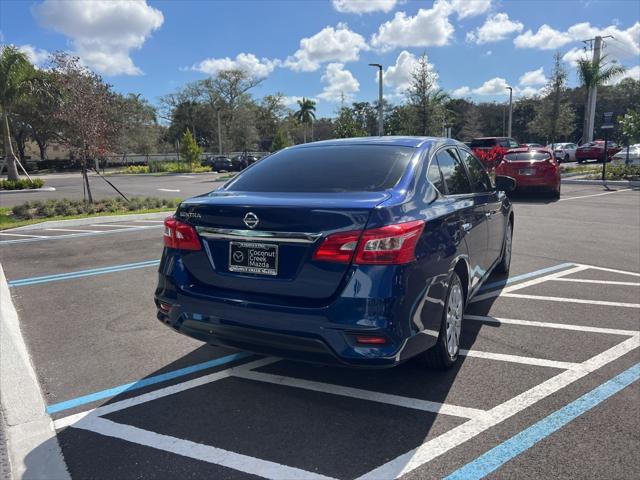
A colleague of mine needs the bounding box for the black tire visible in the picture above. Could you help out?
[418,272,464,370]
[577,159,584,164]
[564,154,570,163]
[550,184,561,199]
[494,220,513,274]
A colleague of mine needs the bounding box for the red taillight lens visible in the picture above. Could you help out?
[313,220,425,265]
[355,335,388,345]
[312,230,361,263]
[163,216,202,251]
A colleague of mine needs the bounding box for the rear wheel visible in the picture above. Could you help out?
[564,154,570,163]
[418,272,464,370]
[551,184,561,199]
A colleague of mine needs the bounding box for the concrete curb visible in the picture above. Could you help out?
[561,178,640,187]
[0,187,56,194]
[5,211,173,232]
[0,265,71,480]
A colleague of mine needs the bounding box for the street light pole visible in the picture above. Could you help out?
[506,86,513,138]
[369,63,384,136]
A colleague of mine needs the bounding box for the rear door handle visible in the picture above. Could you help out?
[462,222,472,232]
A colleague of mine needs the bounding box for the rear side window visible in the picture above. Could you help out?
[434,148,472,195]
[459,150,493,192]
[504,152,551,162]
[226,145,414,193]
[427,159,445,193]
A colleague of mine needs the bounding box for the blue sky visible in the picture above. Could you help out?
[1,0,639,117]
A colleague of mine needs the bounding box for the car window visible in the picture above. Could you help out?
[459,149,493,192]
[226,145,414,193]
[504,151,552,162]
[508,139,519,148]
[427,158,445,193]
[498,139,510,147]
[434,148,472,195]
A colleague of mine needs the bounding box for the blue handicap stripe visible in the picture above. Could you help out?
[46,352,253,414]
[445,362,640,480]
[479,262,575,292]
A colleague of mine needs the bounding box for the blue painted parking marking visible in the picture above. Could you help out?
[8,260,160,287]
[479,262,575,292]
[46,352,252,414]
[444,362,640,480]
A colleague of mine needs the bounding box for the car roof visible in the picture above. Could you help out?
[289,136,448,149]
[472,137,510,140]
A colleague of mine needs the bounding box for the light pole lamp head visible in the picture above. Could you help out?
[368,63,382,70]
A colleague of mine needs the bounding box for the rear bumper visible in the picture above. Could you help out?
[497,168,560,189]
[154,265,442,368]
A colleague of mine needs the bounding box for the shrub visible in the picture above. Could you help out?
[473,147,508,172]
[605,164,640,180]
[0,178,45,190]
[121,161,210,174]
[8,196,181,221]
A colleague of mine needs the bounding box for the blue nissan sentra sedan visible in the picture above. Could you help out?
[155,137,515,369]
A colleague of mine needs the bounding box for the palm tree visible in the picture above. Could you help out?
[577,55,625,144]
[294,97,316,143]
[0,45,37,180]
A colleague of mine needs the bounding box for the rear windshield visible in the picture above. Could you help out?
[225,145,414,193]
[469,139,497,148]
[504,152,551,162]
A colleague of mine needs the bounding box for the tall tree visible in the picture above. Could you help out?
[333,106,366,138]
[529,53,575,144]
[577,55,625,143]
[406,53,449,136]
[51,53,120,203]
[294,97,316,143]
[0,45,37,180]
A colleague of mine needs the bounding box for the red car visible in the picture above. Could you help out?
[575,140,621,163]
[495,148,561,198]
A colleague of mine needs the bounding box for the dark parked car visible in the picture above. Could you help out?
[156,137,515,369]
[575,141,622,163]
[470,137,520,150]
[230,155,248,171]
[203,155,233,172]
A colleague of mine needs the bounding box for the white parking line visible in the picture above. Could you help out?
[131,220,165,223]
[45,228,102,233]
[90,224,153,229]
[157,188,180,192]
[465,315,638,336]
[357,335,640,480]
[501,293,640,308]
[0,232,48,238]
[459,350,579,370]
[53,357,278,430]
[550,278,640,286]
[558,188,631,202]
[75,416,336,480]
[233,370,485,419]
[574,264,640,277]
[471,264,588,303]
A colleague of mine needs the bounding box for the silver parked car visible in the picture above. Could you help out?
[611,144,640,166]
[546,142,578,163]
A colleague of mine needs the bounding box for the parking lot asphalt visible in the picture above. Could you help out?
[0,183,638,479]
[0,172,227,206]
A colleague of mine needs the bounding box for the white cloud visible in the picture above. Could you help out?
[519,67,546,86]
[317,63,359,102]
[473,77,510,95]
[451,86,471,97]
[450,0,491,19]
[466,13,523,44]
[33,0,163,75]
[370,0,455,50]
[562,47,590,67]
[284,23,368,72]
[606,65,640,85]
[382,50,438,95]
[189,53,278,78]
[331,0,398,14]
[514,24,572,50]
[516,86,543,98]
[282,96,319,108]
[17,44,50,66]
[515,21,639,60]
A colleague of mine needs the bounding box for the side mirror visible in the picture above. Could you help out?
[495,175,516,192]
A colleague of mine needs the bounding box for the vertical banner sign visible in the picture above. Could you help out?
[601,112,614,181]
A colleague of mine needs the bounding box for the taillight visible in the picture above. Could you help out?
[355,335,388,345]
[313,220,425,265]
[163,216,202,251]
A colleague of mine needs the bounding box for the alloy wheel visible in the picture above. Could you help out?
[445,283,463,358]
